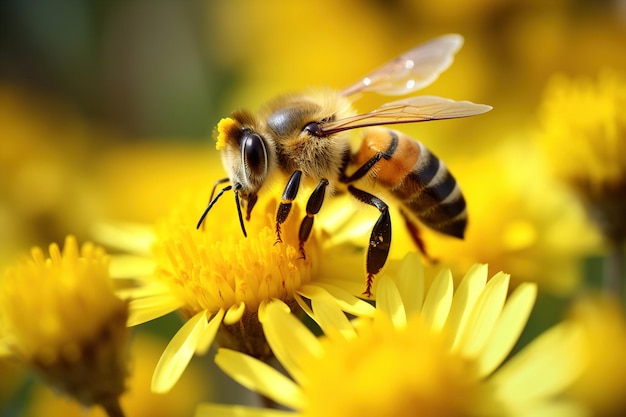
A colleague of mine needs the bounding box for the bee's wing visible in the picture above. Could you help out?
[341,34,464,97]
[319,96,492,135]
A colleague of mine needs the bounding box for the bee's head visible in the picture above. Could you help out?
[216,114,272,220]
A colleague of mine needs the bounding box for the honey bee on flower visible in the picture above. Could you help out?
[198,34,492,296]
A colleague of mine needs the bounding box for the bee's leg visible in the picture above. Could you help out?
[298,178,329,259]
[339,131,397,183]
[400,210,437,263]
[276,170,302,244]
[347,185,391,298]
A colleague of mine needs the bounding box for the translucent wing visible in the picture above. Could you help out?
[319,96,492,135]
[341,34,464,97]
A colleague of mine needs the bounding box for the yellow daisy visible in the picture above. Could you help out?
[536,70,626,246]
[199,254,588,417]
[0,236,130,417]
[110,188,376,394]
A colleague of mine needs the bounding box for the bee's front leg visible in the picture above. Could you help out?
[347,185,392,298]
[298,178,329,259]
[275,170,302,244]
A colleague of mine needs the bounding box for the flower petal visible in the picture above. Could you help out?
[375,274,406,328]
[477,283,537,377]
[127,294,182,326]
[196,404,293,417]
[445,263,488,349]
[490,322,586,407]
[151,310,209,393]
[421,268,453,333]
[262,300,323,385]
[224,301,246,325]
[196,309,225,355]
[215,348,305,410]
[299,284,375,317]
[311,292,357,340]
[392,252,424,317]
[456,272,510,359]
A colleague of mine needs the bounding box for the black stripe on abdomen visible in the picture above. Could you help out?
[392,143,467,238]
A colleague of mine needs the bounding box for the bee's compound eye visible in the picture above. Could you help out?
[304,121,323,137]
[242,132,268,178]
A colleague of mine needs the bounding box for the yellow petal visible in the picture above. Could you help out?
[375,274,406,328]
[127,295,182,326]
[421,268,453,333]
[196,404,293,417]
[215,348,305,410]
[196,309,225,355]
[490,322,586,406]
[299,284,375,317]
[224,302,246,325]
[258,298,291,323]
[151,310,209,393]
[456,272,510,359]
[294,292,315,319]
[262,301,323,385]
[445,263,488,349]
[477,283,537,377]
[311,292,357,341]
[392,252,424,317]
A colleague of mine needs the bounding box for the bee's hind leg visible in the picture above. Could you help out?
[298,178,329,259]
[347,185,391,298]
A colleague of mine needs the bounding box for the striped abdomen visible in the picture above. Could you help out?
[352,128,467,238]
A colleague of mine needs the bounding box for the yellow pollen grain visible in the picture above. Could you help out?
[216,117,238,151]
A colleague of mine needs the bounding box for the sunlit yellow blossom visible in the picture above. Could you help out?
[199,254,588,417]
[0,236,130,416]
[566,295,626,417]
[536,70,626,244]
[113,189,375,394]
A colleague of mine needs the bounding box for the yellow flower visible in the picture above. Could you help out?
[0,236,130,416]
[566,294,626,417]
[536,70,626,245]
[199,254,588,417]
[112,189,375,394]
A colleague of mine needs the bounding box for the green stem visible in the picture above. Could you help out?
[605,239,625,301]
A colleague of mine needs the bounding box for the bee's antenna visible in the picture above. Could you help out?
[196,183,233,229]
[209,177,230,202]
[232,183,247,237]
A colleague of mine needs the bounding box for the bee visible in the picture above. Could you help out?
[198,34,491,297]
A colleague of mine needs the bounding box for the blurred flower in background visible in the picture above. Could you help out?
[0,236,129,416]
[1,0,625,415]
[535,70,626,294]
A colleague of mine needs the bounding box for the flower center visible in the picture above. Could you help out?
[301,316,479,417]
[152,192,319,317]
